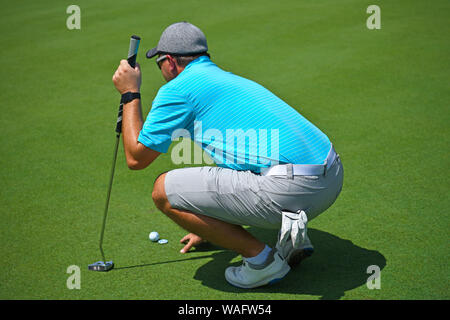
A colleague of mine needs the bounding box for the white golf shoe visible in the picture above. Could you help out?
[225,251,291,289]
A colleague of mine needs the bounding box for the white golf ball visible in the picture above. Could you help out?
[149,231,159,242]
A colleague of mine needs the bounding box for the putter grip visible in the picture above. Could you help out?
[127,35,140,68]
[116,35,141,134]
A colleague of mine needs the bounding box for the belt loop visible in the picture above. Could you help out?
[323,160,327,177]
[286,163,294,179]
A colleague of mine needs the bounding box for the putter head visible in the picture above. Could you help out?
[88,261,114,272]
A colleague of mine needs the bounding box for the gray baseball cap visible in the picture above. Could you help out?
[146,22,208,59]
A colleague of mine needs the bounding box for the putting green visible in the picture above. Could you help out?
[0,0,448,300]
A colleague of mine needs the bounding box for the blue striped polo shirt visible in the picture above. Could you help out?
[138,56,331,173]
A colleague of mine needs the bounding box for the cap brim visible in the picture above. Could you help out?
[146,47,159,59]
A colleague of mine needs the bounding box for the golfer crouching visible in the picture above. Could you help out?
[112,22,343,288]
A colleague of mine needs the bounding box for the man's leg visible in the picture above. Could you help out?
[152,168,291,289]
[152,172,265,258]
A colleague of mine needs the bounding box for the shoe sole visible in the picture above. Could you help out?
[287,247,314,268]
[225,264,291,289]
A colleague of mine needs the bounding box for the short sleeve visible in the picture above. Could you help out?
[138,86,194,153]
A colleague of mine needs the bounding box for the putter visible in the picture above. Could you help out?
[89,35,141,272]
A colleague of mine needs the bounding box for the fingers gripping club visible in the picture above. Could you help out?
[115,35,141,134]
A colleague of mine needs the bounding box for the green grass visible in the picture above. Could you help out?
[0,0,448,300]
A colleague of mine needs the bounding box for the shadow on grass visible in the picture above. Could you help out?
[193,228,386,300]
[113,254,213,270]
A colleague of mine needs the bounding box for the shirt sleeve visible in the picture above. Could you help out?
[138,86,194,153]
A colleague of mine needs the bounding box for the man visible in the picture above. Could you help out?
[112,22,343,288]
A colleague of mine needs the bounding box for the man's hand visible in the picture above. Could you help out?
[179,233,207,253]
[112,60,141,94]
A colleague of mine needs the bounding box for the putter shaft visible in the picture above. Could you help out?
[99,132,121,263]
[95,35,140,270]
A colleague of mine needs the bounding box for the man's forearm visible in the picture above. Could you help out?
[121,98,161,169]
[112,60,160,169]
[122,98,144,167]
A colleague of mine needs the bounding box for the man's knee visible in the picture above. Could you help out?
[152,172,170,212]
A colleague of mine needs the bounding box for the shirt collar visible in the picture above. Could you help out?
[183,55,211,71]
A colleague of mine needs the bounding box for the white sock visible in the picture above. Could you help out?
[246,244,272,265]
